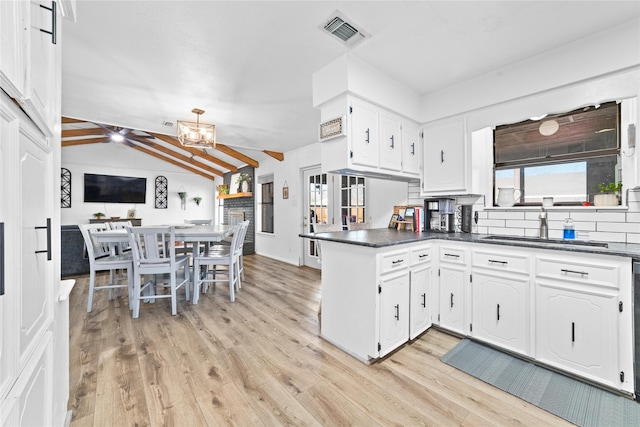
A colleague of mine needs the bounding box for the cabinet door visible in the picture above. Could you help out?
[19,1,59,137]
[438,266,465,335]
[422,118,466,194]
[472,272,529,355]
[18,116,54,367]
[0,100,18,402]
[401,122,421,175]
[536,281,618,388]
[379,114,402,171]
[379,272,409,357]
[0,1,28,98]
[350,101,379,168]
[409,264,432,339]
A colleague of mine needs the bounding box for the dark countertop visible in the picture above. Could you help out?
[299,229,640,259]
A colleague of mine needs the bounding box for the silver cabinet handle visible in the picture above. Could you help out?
[561,268,588,278]
[394,304,400,321]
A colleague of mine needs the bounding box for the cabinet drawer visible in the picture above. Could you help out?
[439,246,466,264]
[536,256,619,288]
[410,246,432,266]
[472,249,530,275]
[380,250,410,274]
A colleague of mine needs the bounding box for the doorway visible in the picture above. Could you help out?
[302,167,336,268]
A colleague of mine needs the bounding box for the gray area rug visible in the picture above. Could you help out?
[441,339,640,427]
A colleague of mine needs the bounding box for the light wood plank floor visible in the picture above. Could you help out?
[68,254,572,426]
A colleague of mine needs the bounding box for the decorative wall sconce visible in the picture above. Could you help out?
[282,181,289,199]
[193,196,202,206]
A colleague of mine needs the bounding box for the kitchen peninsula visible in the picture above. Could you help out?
[301,228,640,396]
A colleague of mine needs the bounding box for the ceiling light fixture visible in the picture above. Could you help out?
[539,119,559,136]
[177,108,216,149]
[110,133,124,142]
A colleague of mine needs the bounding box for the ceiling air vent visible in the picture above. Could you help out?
[320,11,369,48]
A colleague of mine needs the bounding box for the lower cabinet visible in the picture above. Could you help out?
[437,245,469,336]
[471,272,529,356]
[379,271,410,357]
[409,264,432,339]
[534,252,632,393]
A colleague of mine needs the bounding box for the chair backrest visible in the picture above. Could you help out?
[79,223,112,263]
[229,223,245,257]
[347,220,371,231]
[235,220,250,254]
[313,222,343,233]
[185,219,212,225]
[127,226,178,271]
[109,221,133,252]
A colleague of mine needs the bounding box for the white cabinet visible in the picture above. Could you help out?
[350,99,379,168]
[378,113,402,172]
[437,245,469,336]
[409,245,433,339]
[379,270,410,357]
[471,248,530,356]
[0,1,60,137]
[401,122,421,176]
[535,253,633,393]
[1,94,56,425]
[0,1,28,98]
[422,118,467,195]
[319,95,422,181]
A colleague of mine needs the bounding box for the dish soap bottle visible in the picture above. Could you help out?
[563,218,575,240]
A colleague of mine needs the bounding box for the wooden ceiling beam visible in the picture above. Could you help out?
[126,135,223,177]
[214,144,259,168]
[263,150,284,161]
[62,128,110,137]
[62,116,87,123]
[61,137,110,146]
[131,144,215,181]
[148,132,239,173]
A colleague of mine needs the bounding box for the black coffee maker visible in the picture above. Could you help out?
[424,198,455,232]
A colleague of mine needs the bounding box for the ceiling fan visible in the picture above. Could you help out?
[94,123,156,148]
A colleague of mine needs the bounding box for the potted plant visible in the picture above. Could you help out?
[218,184,229,195]
[93,212,105,220]
[594,181,623,206]
[193,196,202,206]
[178,191,187,210]
[237,172,251,193]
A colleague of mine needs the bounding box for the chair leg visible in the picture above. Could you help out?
[87,269,96,312]
[193,259,201,305]
[132,273,142,319]
[184,263,191,302]
[170,273,177,316]
[127,266,134,311]
[228,261,235,302]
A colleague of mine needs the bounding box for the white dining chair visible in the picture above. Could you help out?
[192,223,243,304]
[127,225,191,318]
[108,220,133,253]
[347,220,372,230]
[79,223,134,312]
[184,219,212,225]
[312,222,343,264]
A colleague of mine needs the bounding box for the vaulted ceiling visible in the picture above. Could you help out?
[61,1,640,176]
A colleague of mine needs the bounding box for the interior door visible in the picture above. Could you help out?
[302,167,338,268]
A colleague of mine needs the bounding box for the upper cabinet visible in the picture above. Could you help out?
[0,1,61,137]
[320,95,422,181]
[422,118,468,195]
[350,99,380,168]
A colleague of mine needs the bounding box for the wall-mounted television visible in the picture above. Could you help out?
[83,173,147,204]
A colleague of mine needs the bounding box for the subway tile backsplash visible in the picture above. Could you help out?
[408,183,640,244]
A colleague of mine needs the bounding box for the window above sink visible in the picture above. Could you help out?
[493,101,621,207]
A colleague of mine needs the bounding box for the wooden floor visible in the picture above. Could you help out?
[68,254,571,426]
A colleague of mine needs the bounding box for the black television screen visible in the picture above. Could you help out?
[84,173,147,204]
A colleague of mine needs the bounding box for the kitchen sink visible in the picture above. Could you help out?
[480,235,609,248]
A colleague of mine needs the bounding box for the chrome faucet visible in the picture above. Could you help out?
[539,207,548,239]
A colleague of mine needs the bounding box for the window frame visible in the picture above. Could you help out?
[492,101,621,207]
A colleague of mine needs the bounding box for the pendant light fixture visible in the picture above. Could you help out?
[177,108,216,148]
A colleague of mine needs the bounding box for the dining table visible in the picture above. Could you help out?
[93,223,236,284]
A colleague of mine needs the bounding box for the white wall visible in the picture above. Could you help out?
[61,143,216,225]
[254,142,408,265]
